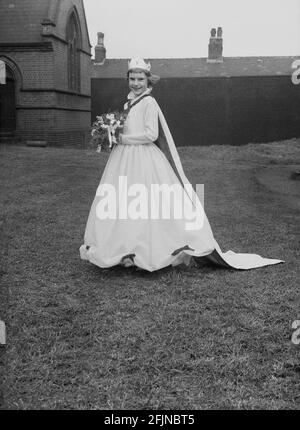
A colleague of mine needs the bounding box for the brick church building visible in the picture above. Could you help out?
[0,0,91,146]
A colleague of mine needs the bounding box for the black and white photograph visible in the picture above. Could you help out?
[0,0,299,412]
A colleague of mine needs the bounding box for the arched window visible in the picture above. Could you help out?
[66,12,81,92]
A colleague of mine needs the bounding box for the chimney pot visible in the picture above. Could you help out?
[95,32,106,64]
[207,27,223,63]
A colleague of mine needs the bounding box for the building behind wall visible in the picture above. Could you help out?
[92,30,300,146]
[0,0,92,146]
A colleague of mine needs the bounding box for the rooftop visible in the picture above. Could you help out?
[92,56,299,78]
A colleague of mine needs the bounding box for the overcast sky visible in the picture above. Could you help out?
[83,0,300,58]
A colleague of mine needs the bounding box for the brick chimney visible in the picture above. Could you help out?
[207,27,223,63]
[95,32,106,64]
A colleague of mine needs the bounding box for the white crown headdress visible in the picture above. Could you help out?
[128,57,151,72]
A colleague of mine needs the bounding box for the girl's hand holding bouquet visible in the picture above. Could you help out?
[90,111,127,153]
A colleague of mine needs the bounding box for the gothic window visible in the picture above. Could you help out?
[66,12,81,92]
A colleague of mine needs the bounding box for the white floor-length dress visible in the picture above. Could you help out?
[80,89,283,272]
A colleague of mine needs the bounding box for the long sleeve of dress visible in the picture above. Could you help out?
[121,98,159,145]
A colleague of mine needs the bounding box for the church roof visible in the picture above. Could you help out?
[92,56,299,78]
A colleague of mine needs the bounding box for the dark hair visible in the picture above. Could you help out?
[127,69,160,88]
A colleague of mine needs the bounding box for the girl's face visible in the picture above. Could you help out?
[128,71,148,97]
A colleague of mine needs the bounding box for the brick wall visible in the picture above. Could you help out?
[91,76,300,146]
[0,0,48,43]
[2,51,55,89]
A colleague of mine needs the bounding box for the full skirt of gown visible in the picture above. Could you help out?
[80,142,283,272]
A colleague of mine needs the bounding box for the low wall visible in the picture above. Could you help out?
[91,76,300,146]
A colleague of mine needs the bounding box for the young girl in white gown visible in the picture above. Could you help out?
[79,58,283,272]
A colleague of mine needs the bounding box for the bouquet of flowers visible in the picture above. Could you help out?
[90,111,127,153]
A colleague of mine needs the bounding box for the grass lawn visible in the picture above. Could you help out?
[0,139,299,410]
